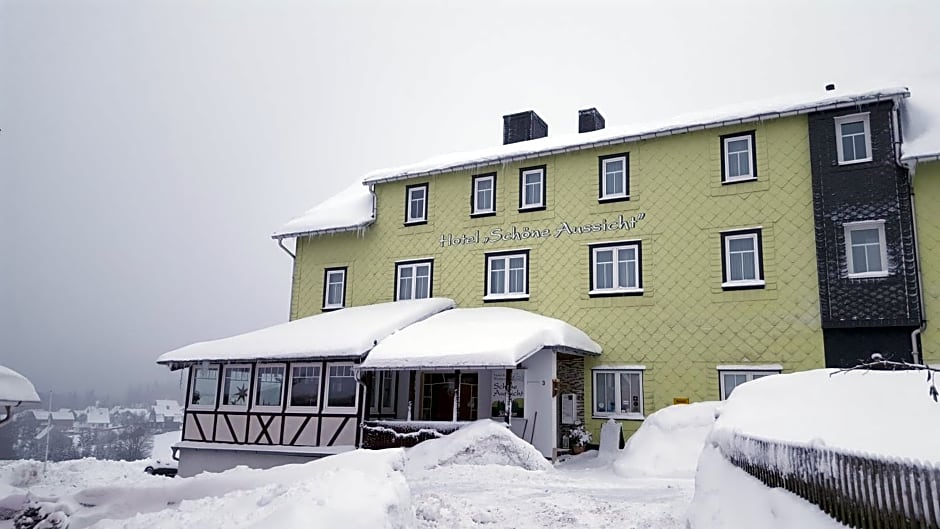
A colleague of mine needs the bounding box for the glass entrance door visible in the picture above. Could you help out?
[421,372,478,421]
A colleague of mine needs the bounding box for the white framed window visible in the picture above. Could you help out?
[405,183,428,224]
[719,368,780,400]
[592,369,644,419]
[519,166,545,210]
[323,267,346,309]
[252,364,286,411]
[599,153,629,200]
[834,113,872,165]
[287,363,321,411]
[219,364,251,411]
[721,132,756,182]
[370,370,397,415]
[590,242,642,295]
[396,260,433,300]
[188,364,219,410]
[721,228,764,289]
[472,173,496,215]
[325,363,359,413]
[844,220,888,278]
[484,251,529,300]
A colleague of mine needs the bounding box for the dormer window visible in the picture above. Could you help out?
[405,183,428,224]
[834,113,872,165]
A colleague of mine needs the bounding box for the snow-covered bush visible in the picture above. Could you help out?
[6,461,42,488]
[568,423,592,447]
[405,420,552,472]
[13,501,70,529]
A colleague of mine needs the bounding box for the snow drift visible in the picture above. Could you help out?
[613,402,720,479]
[405,420,552,472]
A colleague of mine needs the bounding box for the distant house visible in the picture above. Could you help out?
[80,407,111,429]
[151,400,182,429]
[19,409,75,431]
[110,407,150,426]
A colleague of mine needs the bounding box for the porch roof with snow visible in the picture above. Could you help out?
[358,307,601,371]
[156,298,456,370]
[0,365,41,406]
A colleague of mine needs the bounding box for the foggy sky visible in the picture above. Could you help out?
[2,0,939,398]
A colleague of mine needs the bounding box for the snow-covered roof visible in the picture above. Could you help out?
[157,298,457,368]
[154,400,181,412]
[360,307,601,370]
[0,365,40,406]
[85,407,111,425]
[271,182,375,240]
[362,87,909,185]
[901,76,940,163]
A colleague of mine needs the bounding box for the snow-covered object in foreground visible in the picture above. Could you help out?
[363,87,907,184]
[361,307,601,370]
[271,182,375,239]
[157,298,455,367]
[901,74,940,162]
[405,420,552,473]
[613,402,720,479]
[686,445,846,529]
[712,368,940,463]
[0,365,40,406]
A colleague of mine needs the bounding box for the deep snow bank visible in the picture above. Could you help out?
[405,420,552,472]
[613,402,719,479]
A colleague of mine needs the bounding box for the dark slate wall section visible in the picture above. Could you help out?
[808,101,921,329]
[823,328,914,367]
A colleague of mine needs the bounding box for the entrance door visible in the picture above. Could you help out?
[421,373,479,421]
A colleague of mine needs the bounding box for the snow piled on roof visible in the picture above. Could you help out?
[901,74,940,162]
[271,182,374,239]
[361,307,601,370]
[363,86,908,184]
[84,407,110,425]
[157,298,456,366]
[0,365,40,405]
[712,369,940,462]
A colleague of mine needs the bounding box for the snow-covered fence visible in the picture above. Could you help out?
[361,421,464,449]
[717,432,940,528]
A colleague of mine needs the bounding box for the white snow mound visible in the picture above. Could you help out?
[614,402,720,479]
[405,420,552,472]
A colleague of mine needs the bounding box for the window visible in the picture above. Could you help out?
[219,365,251,410]
[845,220,888,278]
[835,113,872,164]
[471,173,496,216]
[719,369,780,400]
[370,370,397,415]
[721,228,764,289]
[188,364,219,409]
[396,260,433,300]
[322,267,346,310]
[484,250,529,300]
[325,363,358,412]
[405,183,428,224]
[589,242,642,296]
[721,131,756,182]
[598,153,629,201]
[253,364,285,410]
[287,363,321,410]
[518,166,546,210]
[592,369,644,419]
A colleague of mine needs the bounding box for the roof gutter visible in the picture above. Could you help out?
[363,92,910,186]
[271,220,376,242]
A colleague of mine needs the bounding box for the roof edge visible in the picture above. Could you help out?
[364,90,909,186]
[902,152,940,164]
[271,219,375,241]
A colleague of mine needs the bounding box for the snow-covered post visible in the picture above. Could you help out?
[407,371,417,421]
[505,369,513,425]
[453,370,461,422]
[43,390,52,473]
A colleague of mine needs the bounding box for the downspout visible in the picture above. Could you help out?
[276,237,296,260]
[893,99,927,364]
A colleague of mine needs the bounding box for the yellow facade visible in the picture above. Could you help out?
[914,160,940,364]
[291,116,826,438]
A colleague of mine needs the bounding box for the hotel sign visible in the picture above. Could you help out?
[439,212,646,248]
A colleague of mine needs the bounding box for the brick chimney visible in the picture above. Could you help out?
[502,110,548,145]
[578,108,605,133]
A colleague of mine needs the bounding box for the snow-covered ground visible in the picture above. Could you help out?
[150,430,181,461]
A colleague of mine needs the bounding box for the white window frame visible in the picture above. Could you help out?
[370,370,397,415]
[286,362,322,412]
[519,168,545,210]
[844,220,889,278]
[187,364,220,411]
[323,268,346,310]
[592,368,644,420]
[472,174,496,215]
[396,260,433,301]
[834,112,873,165]
[722,134,756,182]
[600,155,629,200]
[719,368,781,400]
[324,362,360,414]
[721,230,765,288]
[405,184,428,224]
[483,251,529,301]
[252,363,286,412]
[589,242,643,295]
[218,364,252,411]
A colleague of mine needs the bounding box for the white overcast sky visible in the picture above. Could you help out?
[2,0,939,396]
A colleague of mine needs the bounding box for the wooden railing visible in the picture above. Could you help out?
[719,433,940,528]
